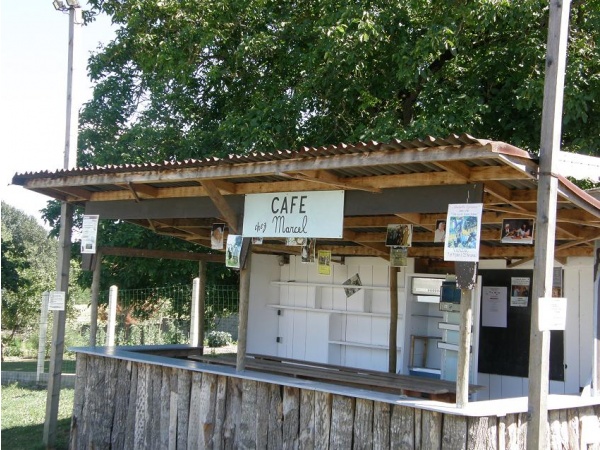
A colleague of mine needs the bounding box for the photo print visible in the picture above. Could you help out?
[318,250,332,275]
[343,273,362,298]
[211,223,226,250]
[390,247,408,267]
[301,238,316,263]
[434,219,446,243]
[501,218,534,244]
[385,224,412,247]
[225,234,243,269]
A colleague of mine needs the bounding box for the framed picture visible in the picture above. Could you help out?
[501,218,534,244]
[385,224,412,247]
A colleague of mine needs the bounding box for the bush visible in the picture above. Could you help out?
[206,331,232,347]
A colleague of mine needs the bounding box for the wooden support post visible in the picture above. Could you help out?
[43,202,73,447]
[89,253,101,346]
[198,261,207,347]
[107,285,118,346]
[236,250,252,371]
[37,292,50,382]
[191,278,201,347]
[528,1,571,448]
[594,240,600,396]
[388,266,399,373]
[456,288,473,408]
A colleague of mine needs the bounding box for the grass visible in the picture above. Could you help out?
[1,382,74,450]
[1,359,76,374]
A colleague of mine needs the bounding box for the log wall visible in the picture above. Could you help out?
[69,354,600,450]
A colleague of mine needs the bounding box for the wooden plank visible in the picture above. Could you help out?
[314,390,332,450]
[100,358,117,449]
[69,354,87,449]
[187,371,203,448]
[199,372,218,448]
[421,410,442,450]
[159,367,172,450]
[133,363,150,450]
[441,414,467,450]
[100,246,224,262]
[236,250,252,371]
[176,369,192,450]
[123,362,138,450]
[467,416,497,450]
[415,408,422,450]
[239,379,258,448]
[549,409,569,450]
[168,369,179,450]
[149,365,162,448]
[268,383,284,450]
[212,375,228,450]
[566,408,580,450]
[502,413,526,450]
[223,376,242,450]
[299,389,315,450]
[80,355,96,449]
[256,382,270,449]
[353,398,374,450]
[283,386,300,450]
[329,395,354,450]
[202,180,239,233]
[110,360,131,449]
[389,266,399,372]
[373,401,390,450]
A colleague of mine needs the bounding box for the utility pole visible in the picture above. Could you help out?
[44,1,81,448]
[527,1,571,448]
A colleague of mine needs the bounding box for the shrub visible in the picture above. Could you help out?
[206,330,232,348]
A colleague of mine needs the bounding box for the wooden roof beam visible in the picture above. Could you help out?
[202,180,239,234]
[281,170,381,193]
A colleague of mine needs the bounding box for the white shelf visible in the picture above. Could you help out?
[329,340,401,351]
[267,304,402,319]
[438,322,460,332]
[272,281,390,291]
[437,342,459,352]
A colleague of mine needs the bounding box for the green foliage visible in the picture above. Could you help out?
[206,330,232,348]
[81,0,599,159]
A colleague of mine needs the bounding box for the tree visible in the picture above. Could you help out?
[79,0,599,164]
[1,202,58,338]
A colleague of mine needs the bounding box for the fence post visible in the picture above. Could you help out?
[190,278,200,346]
[37,292,50,382]
[107,285,118,346]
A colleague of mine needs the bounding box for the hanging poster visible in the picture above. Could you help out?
[501,218,534,244]
[385,224,412,247]
[482,286,508,328]
[81,214,99,254]
[390,247,408,267]
[539,297,567,331]
[318,250,332,275]
[225,235,243,269]
[211,223,225,250]
[301,239,316,263]
[444,203,483,262]
[343,273,362,298]
[510,276,530,307]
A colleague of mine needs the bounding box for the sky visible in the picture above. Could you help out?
[0,0,115,227]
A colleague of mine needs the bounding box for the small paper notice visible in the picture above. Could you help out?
[48,291,66,311]
[538,297,567,331]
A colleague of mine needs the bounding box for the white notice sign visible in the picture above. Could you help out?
[48,291,66,311]
[538,297,567,331]
[81,214,99,254]
[242,190,344,238]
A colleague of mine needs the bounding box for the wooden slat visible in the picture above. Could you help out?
[223,376,242,449]
[187,372,203,448]
[314,390,332,450]
[354,398,374,449]
[240,379,258,448]
[373,401,391,450]
[124,363,138,450]
[330,395,355,449]
[390,405,414,449]
[421,410,442,450]
[442,414,468,449]
[176,369,192,450]
[299,389,316,450]
[283,386,300,450]
[268,383,284,449]
[159,367,172,450]
[213,375,228,450]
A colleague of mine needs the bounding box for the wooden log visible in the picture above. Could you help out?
[213,375,228,450]
[299,389,315,450]
[133,363,151,450]
[283,385,300,450]
[111,360,132,449]
[176,369,192,450]
[314,390,332,450]
[187,372,204,448]
[159,367,172,450]
[256,381,270,449]
[124,362,139,449]
[566,408,580,450]
[168,368,179,450]
[199,373,218,448]
[268,383,284,450]
[421,410,442,450]
[441,414,467,450]
[329,395,354,450]
[353,398,374,450]
[89,356,108,448]
[69,354,88,450]
[373,401,390,450]
[390,405,414,449]
[467,416,497,450]
[240,379,258,448]
[149,365,162,448]
[223,376,242,449]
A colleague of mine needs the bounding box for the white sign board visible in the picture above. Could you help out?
[81,214,99,254]
[538,297,567,331]
[444,203,483,262]
[242,190,344,238]
[48,291,66,311]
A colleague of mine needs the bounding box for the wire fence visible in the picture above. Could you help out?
[35,284,239,374]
